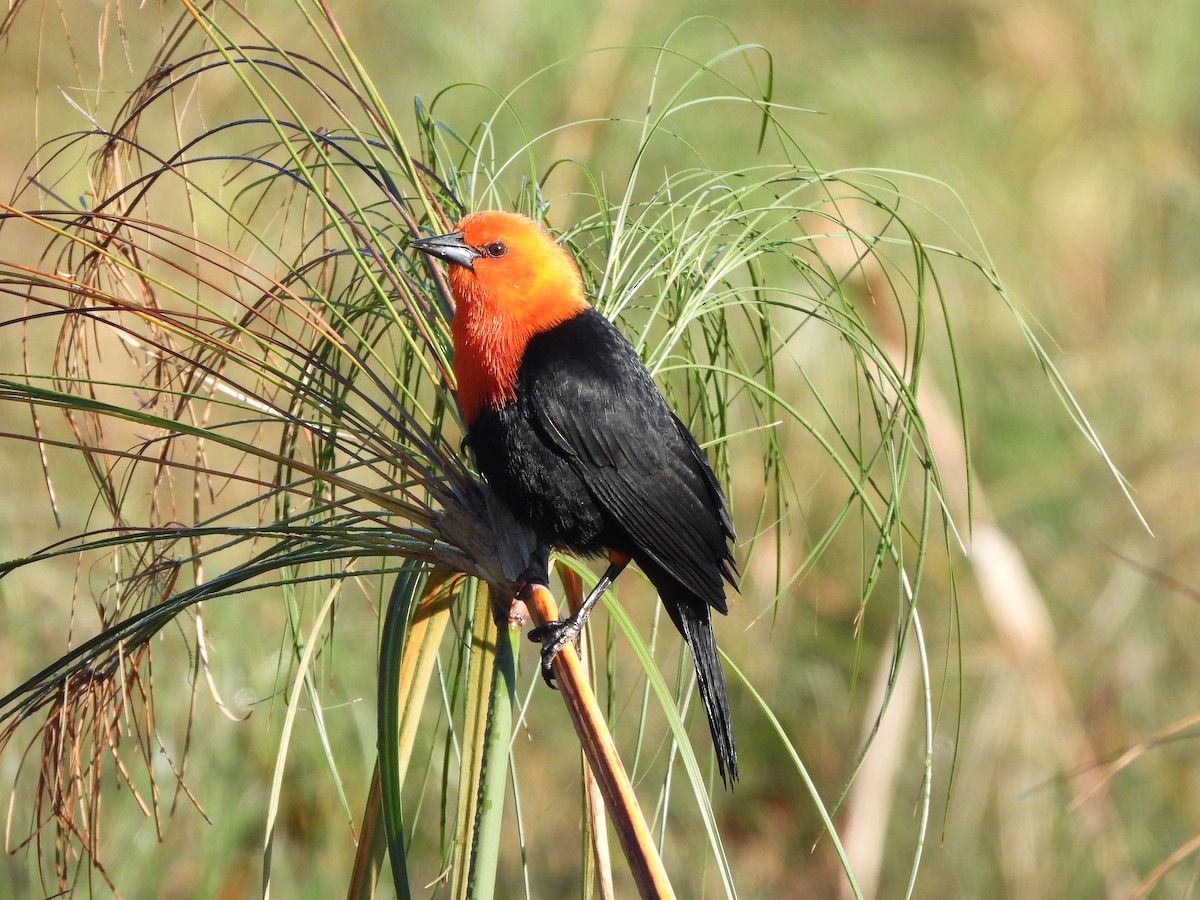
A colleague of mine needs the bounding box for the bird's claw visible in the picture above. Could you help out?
[528,618,581,690]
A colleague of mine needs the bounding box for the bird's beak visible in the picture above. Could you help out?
[411,230,482,270]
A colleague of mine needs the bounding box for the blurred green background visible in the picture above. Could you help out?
[1,0,1198,897]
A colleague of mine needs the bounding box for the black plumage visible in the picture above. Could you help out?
[467,308,739,783]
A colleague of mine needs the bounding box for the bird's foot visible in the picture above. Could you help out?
[527,616,582,689]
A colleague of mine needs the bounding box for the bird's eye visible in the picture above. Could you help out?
[482,241,508,259]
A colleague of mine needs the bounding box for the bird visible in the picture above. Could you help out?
[413,210,739,784]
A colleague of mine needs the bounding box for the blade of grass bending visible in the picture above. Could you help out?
[263,578,344,899]
[451,586,498,899]
[467,589,521,899]
[279,570,357,845]
[378,566,459,899]
[600,598,734,896]
[723,653,864,900]
[520,582,675,900]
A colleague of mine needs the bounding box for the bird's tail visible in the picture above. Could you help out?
[646,567,738,786]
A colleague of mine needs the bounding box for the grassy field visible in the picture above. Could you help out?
[1,1,1197,897]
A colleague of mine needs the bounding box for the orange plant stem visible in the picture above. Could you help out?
[519,582,674,900]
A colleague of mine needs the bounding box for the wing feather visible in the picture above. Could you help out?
[518,310,736,610]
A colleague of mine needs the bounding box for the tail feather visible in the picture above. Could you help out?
[650,573,738,786]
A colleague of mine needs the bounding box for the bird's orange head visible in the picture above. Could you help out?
[412,211,589,423]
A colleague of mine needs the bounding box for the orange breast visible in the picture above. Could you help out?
[451,312,524,423]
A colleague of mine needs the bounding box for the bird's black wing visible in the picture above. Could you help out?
[518,309,736,612]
